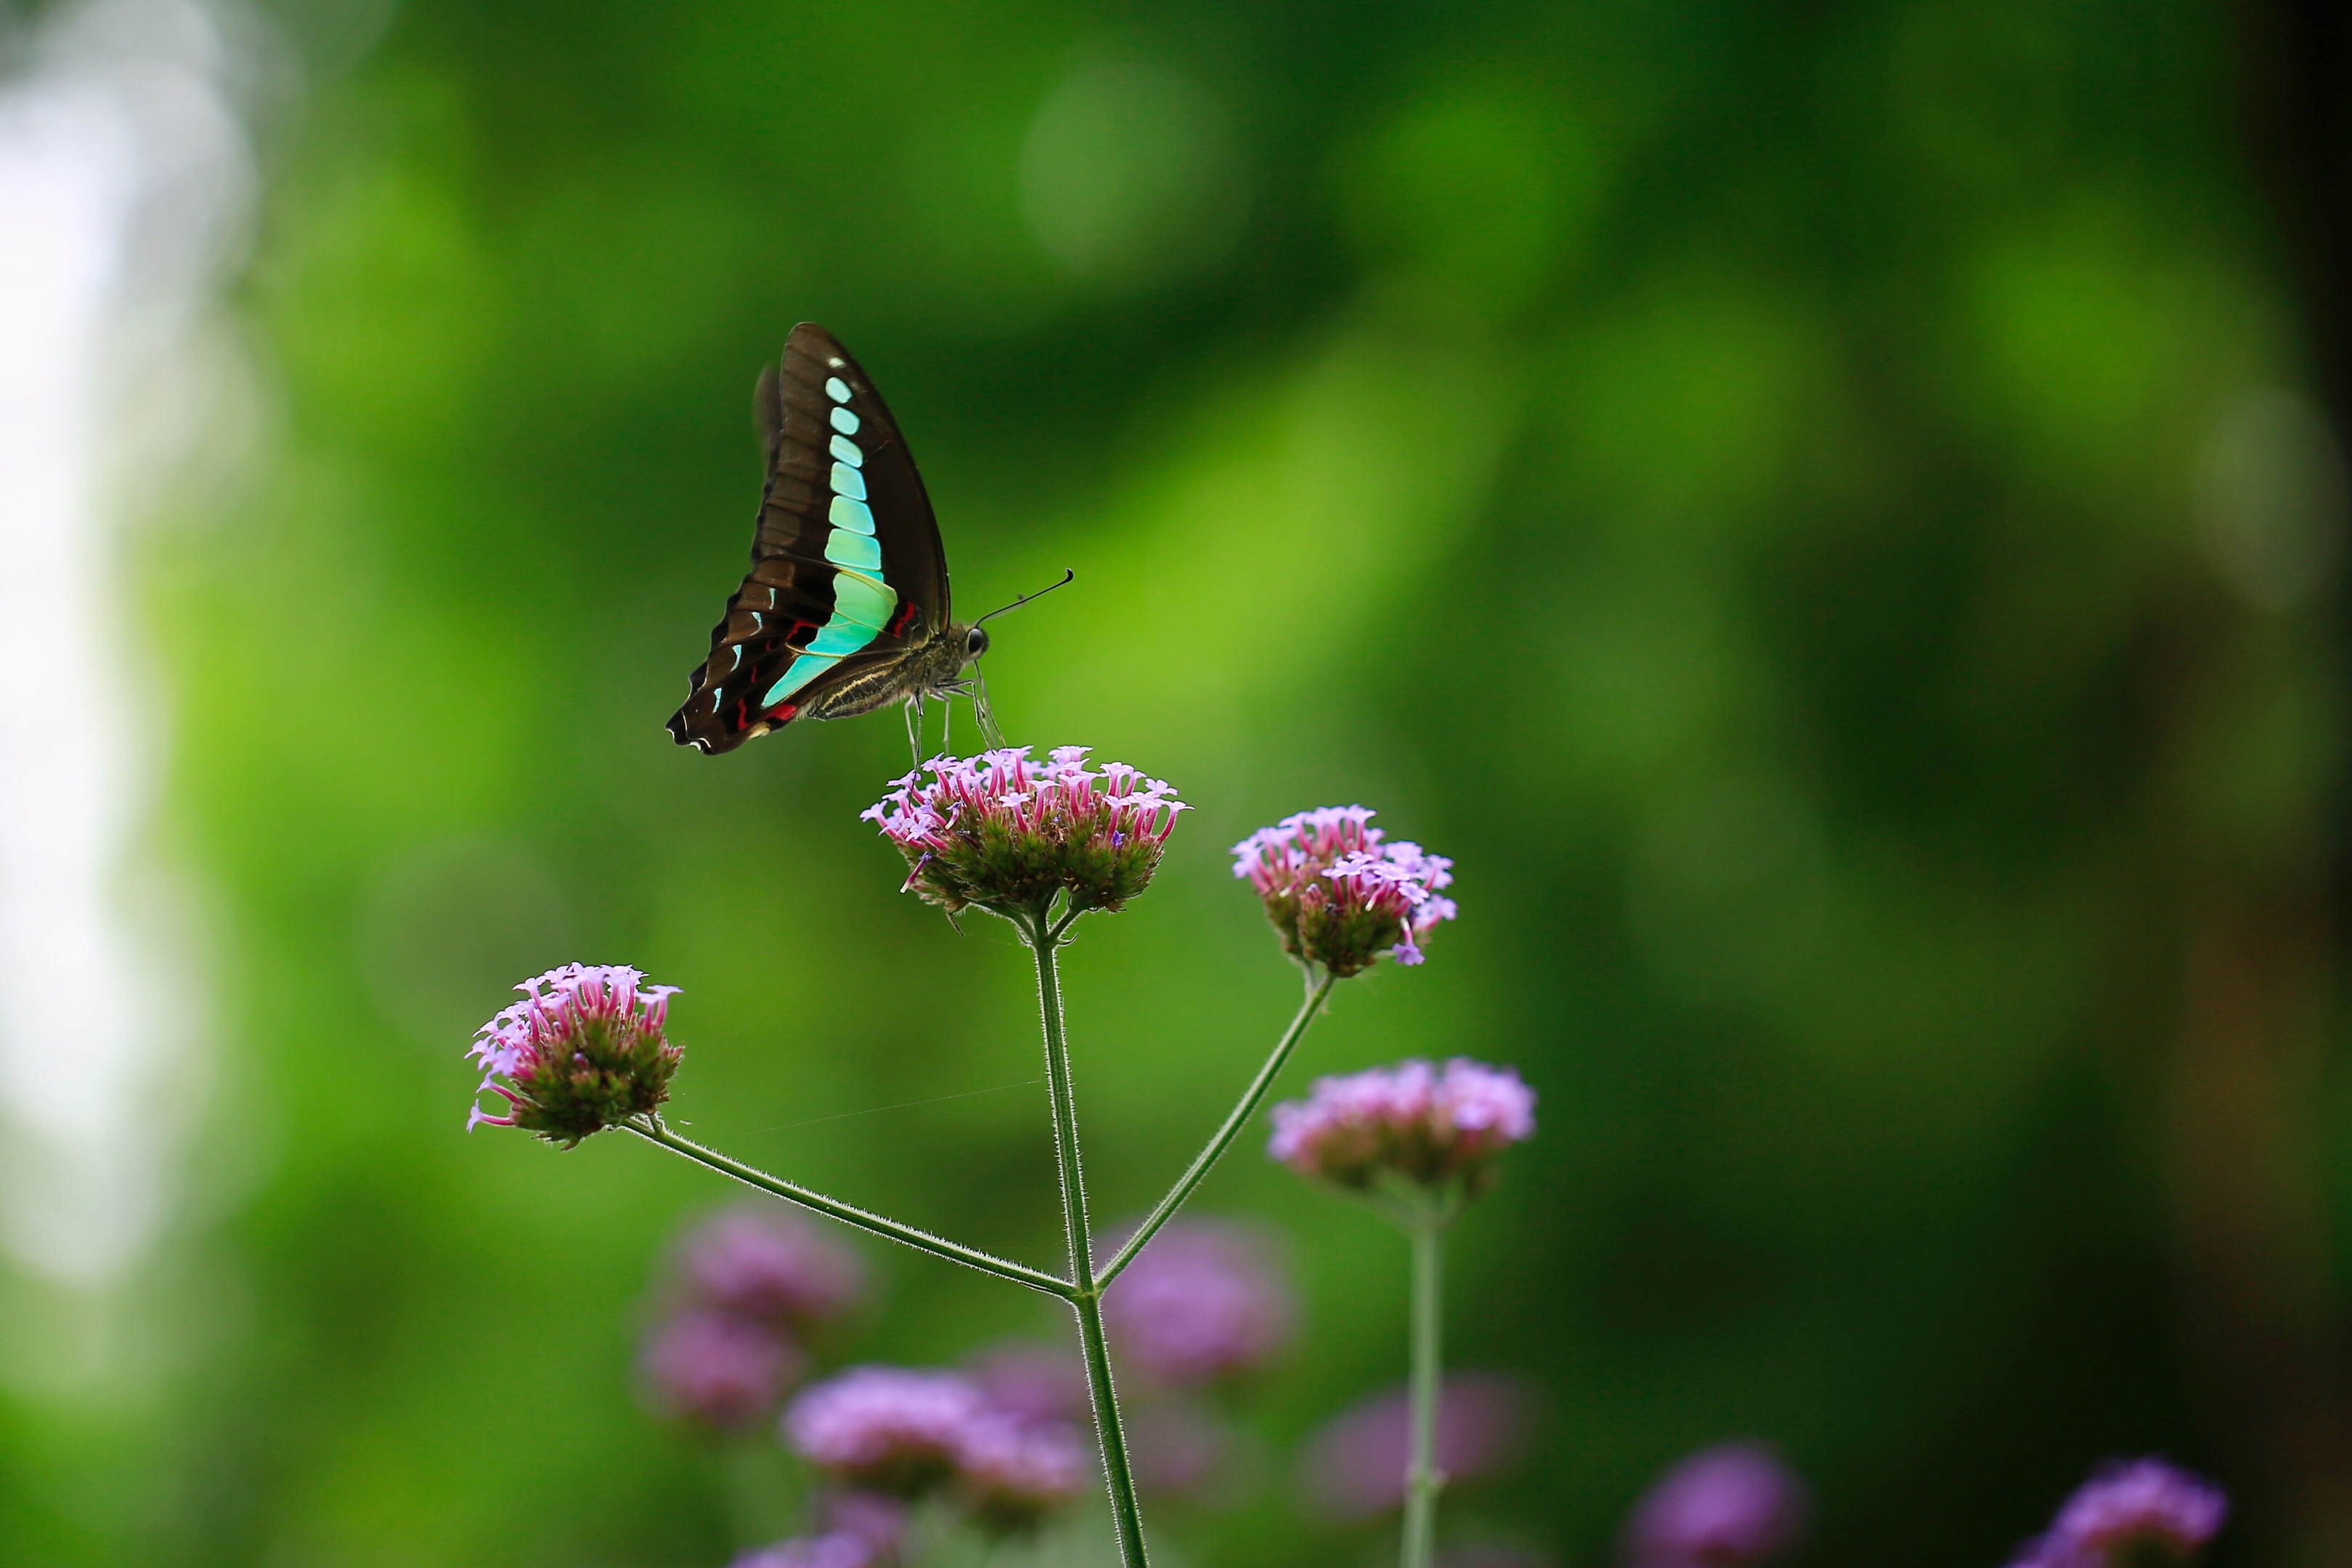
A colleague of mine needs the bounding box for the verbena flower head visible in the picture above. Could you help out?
[730,1534,879,1568]
[640,1306,804,1430]
[2009,1458,2227,1568]
[784,1366,988,1497]
[1269,1058,1536,1199]
[1620,1442,1810,1567]
[968,1341,1089,1426]
[1298,1373,1536,1521]
[863,747,1187,918]
[1232,806,1457,976]
[951,1413,1092,1530]
[679,1206,866,1329]
[818,1492,911,1561]
[465,964,681,1146]
[1100,1219,1295,1387]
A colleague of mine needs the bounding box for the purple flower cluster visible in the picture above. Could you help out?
[640,1206,864,1431]
[784,1365,1090,1528]
[969,1335,1256,1505]
[466,963,681,1146]
[731,1496,908,1568]
[1269,1058,1536,1197]
[1619,1442,1809,1567]
[863,746,1187,916]
[1298,1373,1537,1521]
[1232,806,1457,975]
[642,1307,806,1430]
[681,1206,867,1328]
[1101,1220,1296,1388]
[2009,1459,2227,1568]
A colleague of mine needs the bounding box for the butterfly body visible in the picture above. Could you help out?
[668,324,985,755]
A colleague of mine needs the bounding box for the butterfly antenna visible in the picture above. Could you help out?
[974,568,1076,626]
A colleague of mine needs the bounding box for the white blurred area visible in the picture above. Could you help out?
[0,0,255,1347]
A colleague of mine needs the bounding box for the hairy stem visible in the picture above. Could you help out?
[1099,970,1337,1286]
[1401,1214,1446,1568]
[1025,911,1151,1568]
[627,1119,1075,1299]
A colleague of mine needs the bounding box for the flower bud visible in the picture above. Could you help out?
[1268,1058,1534,1199]
[1232,807,1456,976]
[465,964,681,1146]
[863,747,1187,919]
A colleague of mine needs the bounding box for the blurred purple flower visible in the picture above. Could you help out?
[951,1413,1093,1528]
[818,1492,910,1560]
[864,746,1188,915]
[1269,1058,1536,1196]
[729,1533,877,1568]
[465,963,682,1145]
[1298,1373,1537,1521]
[640,1307,803,1430]
[680,1206,866,1328]
[2009,1458,2227,1568]
[1126,1398,1235,1501]
[967,1341,1090,1426]
[784,1366,988,1496]
[1232,807,1457,975]
[1619,1442,1808,1567]
[1101,1219,1295,1387]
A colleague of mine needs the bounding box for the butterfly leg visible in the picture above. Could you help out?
[972,666,1005,748]
[904,694,924,766]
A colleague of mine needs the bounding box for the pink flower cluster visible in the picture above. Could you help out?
[1100,1219,1295,1388]
[2009,1458,2227,1568]
[640,1206,866,1431]
[1620,1442,1810,1567]
[784,1365,1090,1527]
[465,963,681,1145]
[731,1496,908,1568]
[1269,1058,1536,1196]
[1232,806,1456,975]
[863,747,1188,917]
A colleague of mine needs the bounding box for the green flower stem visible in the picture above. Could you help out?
[1023,910,1151,1568]
[1097,969,1337,1287]
[625,1118,1076,1299]
[1401,1212,1446,1568]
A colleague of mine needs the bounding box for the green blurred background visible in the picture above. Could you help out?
[5,0,2351,1563]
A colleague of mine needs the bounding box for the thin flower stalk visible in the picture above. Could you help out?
[1020,909,1152,1568]
[1270,1058,1535,1568]
[626,1119,1075,1299]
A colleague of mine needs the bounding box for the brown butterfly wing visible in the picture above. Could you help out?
[667,325,951,754]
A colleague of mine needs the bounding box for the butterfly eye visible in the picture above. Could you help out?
[964,626,990,658]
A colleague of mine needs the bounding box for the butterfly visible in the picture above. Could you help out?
[668,324,1044,758]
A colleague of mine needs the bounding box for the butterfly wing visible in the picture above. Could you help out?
[667,324,954,754]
